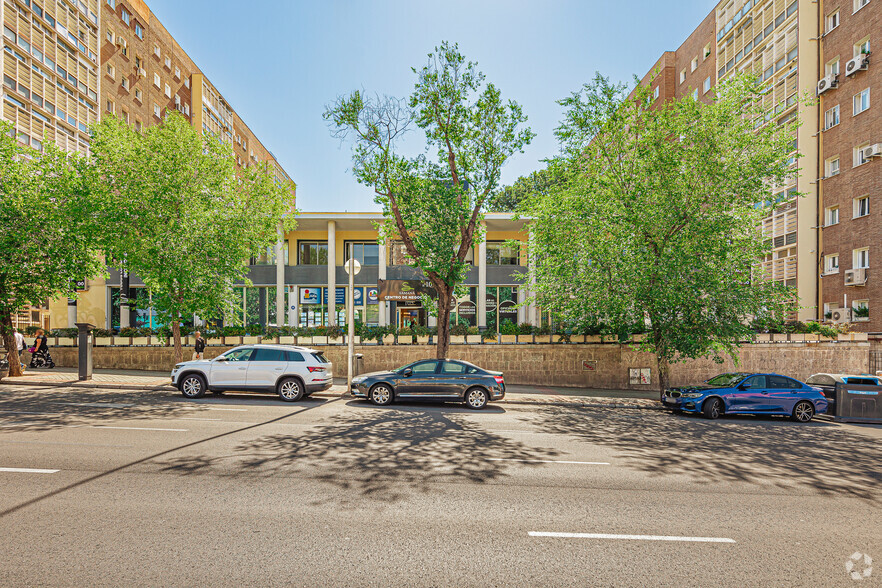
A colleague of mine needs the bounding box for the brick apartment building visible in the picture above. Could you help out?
[1,0,294,329]
[642,0,879,331]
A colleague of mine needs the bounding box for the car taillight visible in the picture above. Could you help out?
[494,376,504,385]
[307,366,326,373]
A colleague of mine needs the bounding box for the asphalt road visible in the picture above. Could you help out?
[0,384,879,587]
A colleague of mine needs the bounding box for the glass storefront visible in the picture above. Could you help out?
[297,286,379,327]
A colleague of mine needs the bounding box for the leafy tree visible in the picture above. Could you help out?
[324,41,534,358]
[526,73,798,393]
[88,113,295,362]
[0,122,105,376]
[490,167,562,213]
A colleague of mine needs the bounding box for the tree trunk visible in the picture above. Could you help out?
[1,310,23,378]
[436,289,452,360]
[656,355,670,398]
[172,320,182,364]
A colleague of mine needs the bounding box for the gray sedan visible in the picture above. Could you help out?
[351,359,506,409]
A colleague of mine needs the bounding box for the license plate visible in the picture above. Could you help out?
[665,398,679,404]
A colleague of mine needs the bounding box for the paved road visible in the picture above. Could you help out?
[0,384,879,587]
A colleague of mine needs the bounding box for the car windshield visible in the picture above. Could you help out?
[705,373,749,387]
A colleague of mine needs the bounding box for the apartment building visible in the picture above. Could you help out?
[2,0,294,329]
[817,0,880,330]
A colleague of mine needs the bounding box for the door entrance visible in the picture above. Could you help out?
[398,307,425,328]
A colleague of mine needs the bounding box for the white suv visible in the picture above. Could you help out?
[171,344,333,402]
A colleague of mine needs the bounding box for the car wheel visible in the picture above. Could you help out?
[465,387,488,410]
[792,401,815,422]
[277,377,305,402]
[180,374,206,399]
[702,397,723,419]
[369,384,393,406]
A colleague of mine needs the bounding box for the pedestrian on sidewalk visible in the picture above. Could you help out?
[28,329,55,369]
[13,328,25,369]
[192,331,206,361]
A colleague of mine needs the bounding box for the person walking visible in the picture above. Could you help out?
[13,328,25,370]
[192,331,206,361]
[29,329,54,369]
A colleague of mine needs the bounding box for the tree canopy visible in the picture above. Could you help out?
[489,167,562,213]
[526,73,799,391]
[324,41,534,357]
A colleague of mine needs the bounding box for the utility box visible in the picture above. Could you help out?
[835,383,882,424]
[75,322,95,381]
[354,353,364,377]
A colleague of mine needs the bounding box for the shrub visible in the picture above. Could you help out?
[50,328,78,338]
[500,320,518,336]
[517,322,534,335]
[450,323,469,337]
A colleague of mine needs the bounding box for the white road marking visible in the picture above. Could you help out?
[0,440,133,448]
[488,458,610,465]
[528,532,736,543]
[177,418,223,421]
[91,426,188,432]
[53,402,135,408]
[0,467,59,474]
[178,406,248,412]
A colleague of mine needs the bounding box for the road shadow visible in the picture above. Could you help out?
[157,404,561,502]
[0,386,211,433]
[530,406,882,501]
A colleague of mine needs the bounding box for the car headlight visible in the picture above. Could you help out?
[680,392,704,398]
[173,364,185,370]
[351,377,365,385]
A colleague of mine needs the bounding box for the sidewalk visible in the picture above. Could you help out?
[0,368,663,410]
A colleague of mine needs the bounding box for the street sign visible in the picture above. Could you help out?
[582,360,597,372]
[377,279,436,301]
[344,258,361,275]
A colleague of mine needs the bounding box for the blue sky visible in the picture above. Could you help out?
[146,0,716,212]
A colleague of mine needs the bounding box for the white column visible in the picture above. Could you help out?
[288,287,298,327]
[527,227,539,327]
[327,220,336,325]
[517,288,526,324]
[477,229,487,329]
[275,223,286,326]
[378,241,387,326]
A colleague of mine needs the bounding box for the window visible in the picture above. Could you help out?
[826,156,840,177]
[741,375,766,389]
[174,66,180,79]
[692,88,698,100]
[854,247,869,269]
[691,56,698,72]
[854,37,871,57]
[854,0,870,12]
[134,23,142,39]
[106,98,114,113]
[855,143,871,166]
[854,88,870,115]
[486,242,520,265]
[106,30,114,43]
[825,105,840,129]
[409,360,440,375]
[164,56,171,69]
[107,0,116,7]
[679,69,686,84]
[134,88,142,101]
[135,56,142,69]
[251,348,286,362]
[184,78,190,89]
[826,10,840,32]
[826,57,840,77]
[153,45,160,57]
[120,77,128,90]
[121,7,130,25]
[121,108,129,123]
[853,300,869,320]
[825,254,840,274]
[826,205,839,226]
[135,119,142,132]
[153,73,160,87]
[344,242,379,265]
[164,83,171,98]
[285,350,305,362]
[153,102,160,118]
[222,348,254,362]
[854,195,870,218]
[184,103,190,116]
[703,77,711,93]
[652,86,659,100]
[106,63,114,78]
[250,242,288,265]
[703,44,711,60]
[297,241,328,265]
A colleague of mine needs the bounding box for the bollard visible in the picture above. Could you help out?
[75,322,95,381]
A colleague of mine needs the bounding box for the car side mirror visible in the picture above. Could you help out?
[402,368,412,377]
[737,384,747,391]
[215,356,228,362]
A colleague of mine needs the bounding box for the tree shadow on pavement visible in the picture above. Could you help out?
[0,386,202,433]
[157,402,562,503]
[530,406,882,501]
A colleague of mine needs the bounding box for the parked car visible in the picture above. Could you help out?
[661,372,828,422]
[804,373,882,416]
[171,345,333,401]
[350,359,505,409]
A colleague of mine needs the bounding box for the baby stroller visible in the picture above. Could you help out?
[29,349,55,369]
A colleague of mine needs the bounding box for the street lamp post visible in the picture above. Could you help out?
[344,257,361,394]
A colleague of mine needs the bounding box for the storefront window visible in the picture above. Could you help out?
[485,286,518,332]
[345,242,379,266]
[297,241,328,265]
[451,287,478,326]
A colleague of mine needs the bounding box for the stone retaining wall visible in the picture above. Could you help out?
[45,342,870,390]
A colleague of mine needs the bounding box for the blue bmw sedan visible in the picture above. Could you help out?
[662,373,828,422]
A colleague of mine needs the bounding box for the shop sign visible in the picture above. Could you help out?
[299,287,321,305]
[72,279,88,291]
[377,279,436,302]
[353,287,364,305]
[457,300,476,317]
[323,287,347,306]
[629,368,651,385]
[485,293,497,313]
[367,288,379,304]
[582,360,597,372]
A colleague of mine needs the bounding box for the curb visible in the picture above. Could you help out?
[0,379,174,392]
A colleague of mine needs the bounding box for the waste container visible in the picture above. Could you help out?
[354,353,364,377]
[835,383,882,424]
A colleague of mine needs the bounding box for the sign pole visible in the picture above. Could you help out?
[344,258,360,394]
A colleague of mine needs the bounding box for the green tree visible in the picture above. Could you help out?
[88,113,295,362]
[490,167,562,213]
[0,122,105,376]
[324,41,534,358]
[526,73,799,393]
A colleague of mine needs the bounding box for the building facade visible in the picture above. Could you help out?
[2,0,294,329]
[43,212,535,332]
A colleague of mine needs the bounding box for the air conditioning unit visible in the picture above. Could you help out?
[817,74,838,94]
[845,268,867,286]
[830,308,852,324]
[845,53,869,76]
[861,144,882,160]
[137,67,146,77]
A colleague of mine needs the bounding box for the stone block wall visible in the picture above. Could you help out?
[45,342,870,390]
